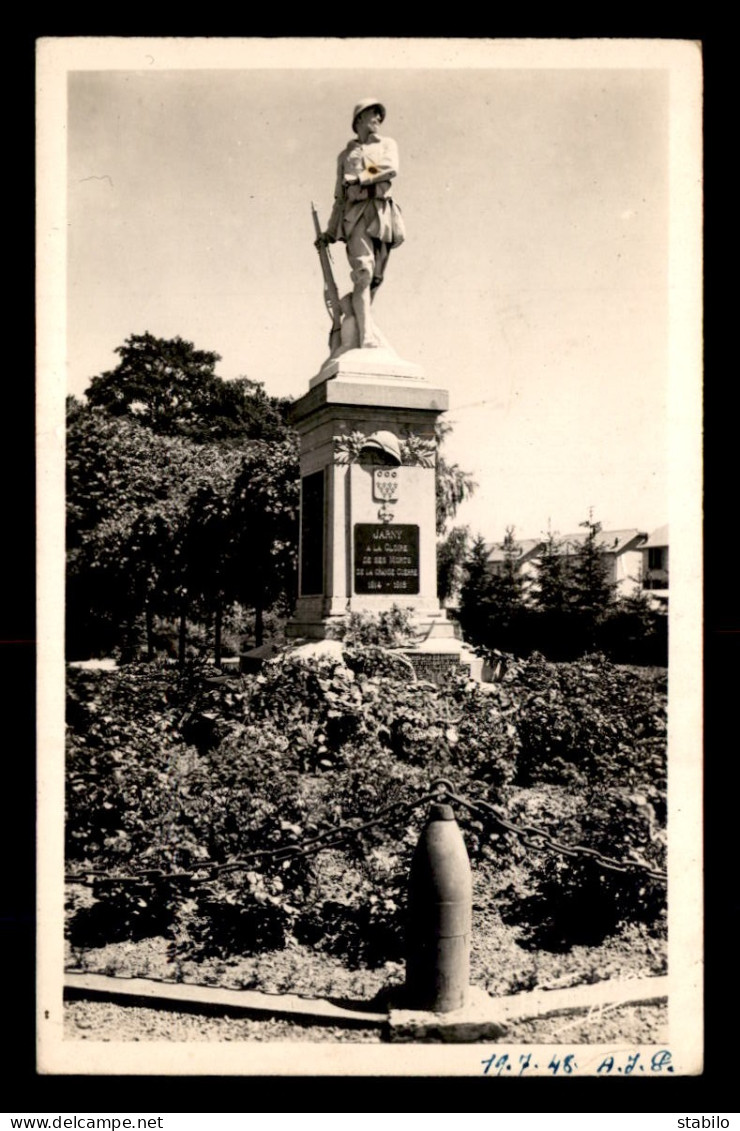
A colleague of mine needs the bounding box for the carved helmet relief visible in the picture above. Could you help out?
[333,428,436,468]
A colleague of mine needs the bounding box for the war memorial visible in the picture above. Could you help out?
[288,99,483,685]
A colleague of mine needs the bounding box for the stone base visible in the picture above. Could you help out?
[311,347,425,389]
[285,615,344,642]
[287,606,451,641]
[286,602,447,643]
[385,975,670,1042]
[386,986,509,1043]
[283,612,486,682]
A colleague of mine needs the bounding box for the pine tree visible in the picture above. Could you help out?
[569,516,616,652]
[571,517,615,619]
[486,527,523,617]
[458,529,529,653]
[458,535,494,645]
[533,528,569,614]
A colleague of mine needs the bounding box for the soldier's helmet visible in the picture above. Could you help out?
[362,430,402,465]
[352,99,386,132]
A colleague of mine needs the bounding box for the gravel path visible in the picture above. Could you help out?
[64,992,666,1045]
[64,998,380,1042]
[64,889,667,1046]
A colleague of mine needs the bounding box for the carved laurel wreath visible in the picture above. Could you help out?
[333,430,436,468]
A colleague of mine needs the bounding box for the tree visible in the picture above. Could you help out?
[229,438,300,646]
[482,526,529,653]
[66,397,298,660]
[66,400,195,657]
[434,422,477,535]
[457,529,535,656]
[69,333,304,660]
[66,400,237,659]
[571,517,615,617]
[600,589,667,666]
[457,535,494,647]
[532,527,569,615]
[161,443,248,665]
[529,516,617,658]
[527,526,574,659]
[437,525,470,605]
[489,527,526,614]
[85,332,292,443]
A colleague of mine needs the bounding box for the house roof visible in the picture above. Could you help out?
[485,538,542,563]
[486,529,647,563]
[643,524,669,548]
[557,528,648,555]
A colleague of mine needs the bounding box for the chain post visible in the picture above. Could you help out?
[405,799,473,1013]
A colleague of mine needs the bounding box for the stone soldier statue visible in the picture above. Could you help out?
[316,99,405,351]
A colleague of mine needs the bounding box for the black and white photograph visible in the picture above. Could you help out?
[36,37,703,1077]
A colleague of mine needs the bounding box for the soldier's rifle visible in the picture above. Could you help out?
[311,203,343,351]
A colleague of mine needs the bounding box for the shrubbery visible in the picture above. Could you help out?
[66,647,667,964]
[457,521,668,666]
[493,785,667,950]
[507,652,667,792]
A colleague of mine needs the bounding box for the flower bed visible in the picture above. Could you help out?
[65,648,667,1035]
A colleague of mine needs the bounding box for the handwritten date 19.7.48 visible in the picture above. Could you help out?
[481,1050,673,1076]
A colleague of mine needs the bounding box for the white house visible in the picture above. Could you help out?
[485,528,648,601]
[640,524,669,611]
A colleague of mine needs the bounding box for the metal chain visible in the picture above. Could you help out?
[428,779,667,883]
[65,789,440,888]
[65,777,667,888]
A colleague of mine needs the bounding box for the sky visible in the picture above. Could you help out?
[46,38,701,545]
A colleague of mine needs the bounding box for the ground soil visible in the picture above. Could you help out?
[64,885,667,1044]
[64,996,666,1044]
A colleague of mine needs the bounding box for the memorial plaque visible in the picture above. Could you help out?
[405,652,461,685]
[354,524,420,595]
[300,470,324,595]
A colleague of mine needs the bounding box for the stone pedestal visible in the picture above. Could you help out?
[287,351,450,641]
[309,346,425,389]
[386,986,509,1042]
